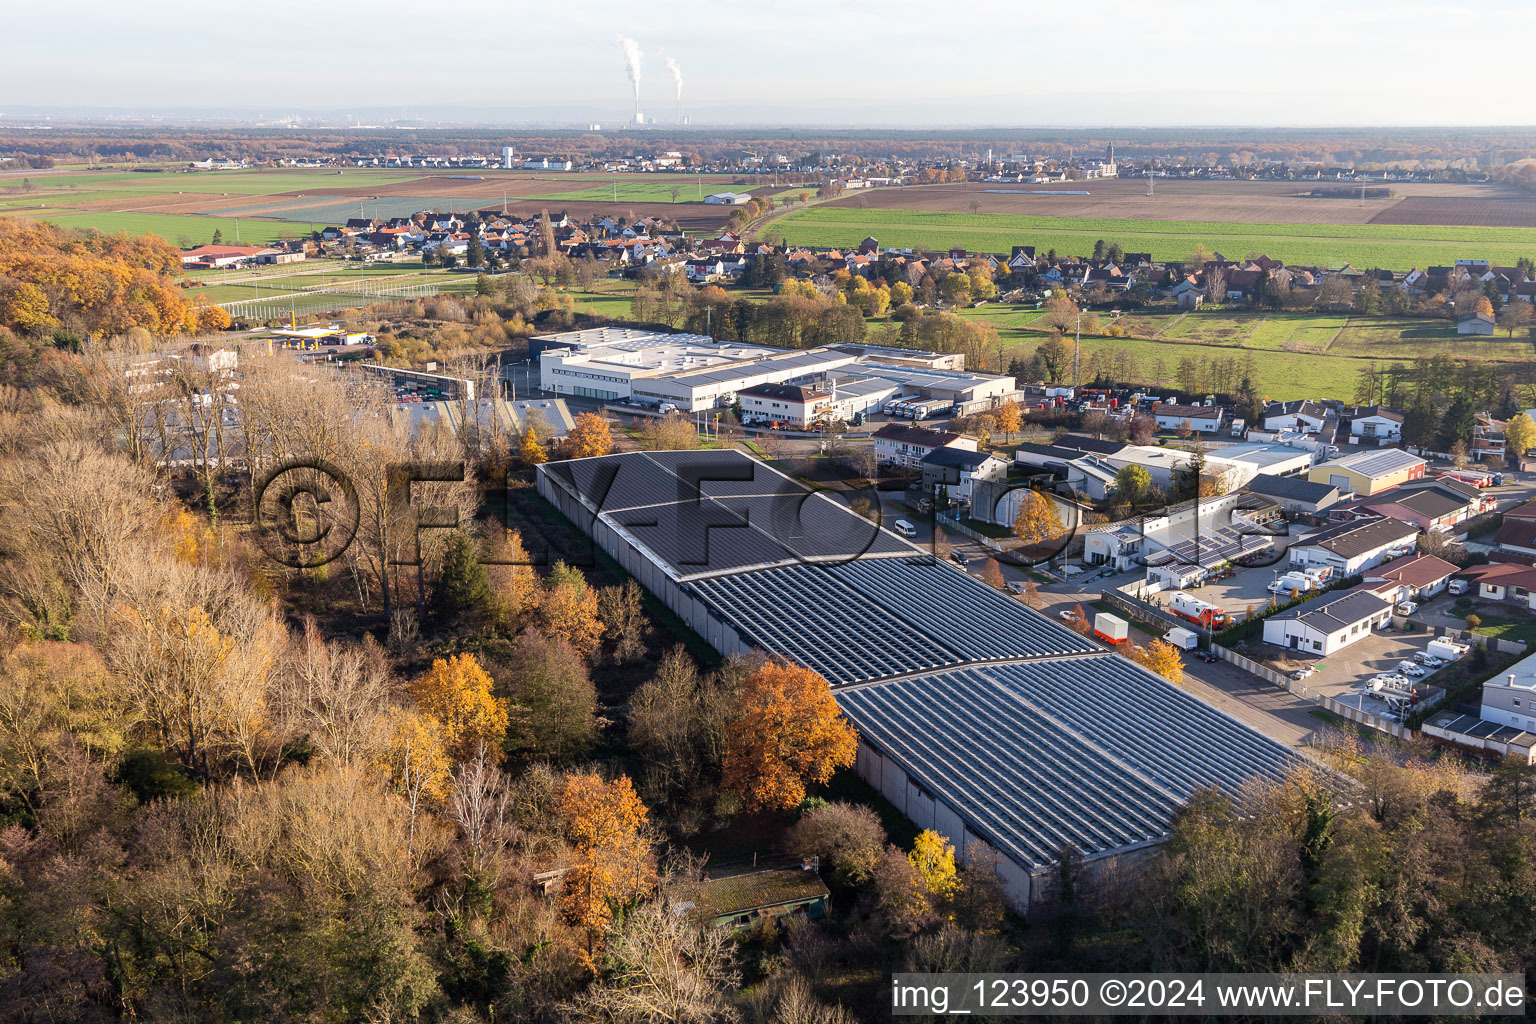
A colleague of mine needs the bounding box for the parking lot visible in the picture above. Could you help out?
[1256,628,1452,719]
[1170,568,1284,624]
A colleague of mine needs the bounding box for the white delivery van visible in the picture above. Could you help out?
[1163,626,1199,650]
[893,520,917,538]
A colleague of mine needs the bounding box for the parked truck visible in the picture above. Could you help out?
[1174,596,1223,628]
[1169,592,1229,628]
[1093,613,1129,644]
[1163,626,1200,650]
[1441,469,1494,488]
[1427,637,1471,662]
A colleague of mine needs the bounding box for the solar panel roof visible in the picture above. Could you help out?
[541,450,914,579]
[837,656,1305,868]
[689,556,1098,686]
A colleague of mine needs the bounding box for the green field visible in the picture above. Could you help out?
[941,305,1536,401]
[773,207,1536,269]
[0,210,304,245]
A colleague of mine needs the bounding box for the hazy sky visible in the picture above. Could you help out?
[8,0,1535,126]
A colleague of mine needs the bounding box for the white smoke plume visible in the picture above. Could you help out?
[665,56,683,100]
[616,36,642,108]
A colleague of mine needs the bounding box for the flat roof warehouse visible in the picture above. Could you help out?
[538,450,1309,913]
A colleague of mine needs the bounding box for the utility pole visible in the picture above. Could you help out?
[1073,308,1082,389]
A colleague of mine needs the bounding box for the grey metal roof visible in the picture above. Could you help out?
[542,450,914,579]
[1321,447,1426,478]
[689,557,1098,686]
[1274,589,1390,630]
[838,656,1306,869]
[1294,516,1419,558]
[1246,474,1339,503]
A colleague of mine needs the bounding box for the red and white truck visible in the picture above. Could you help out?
[1169,592,1229,628]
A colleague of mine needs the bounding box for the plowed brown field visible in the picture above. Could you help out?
[826,178,1536,227]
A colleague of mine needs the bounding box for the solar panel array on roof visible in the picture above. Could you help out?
[690,557,1098,686]
[838,657,1304,868]
[541,450,913,579]
[1149,516,1275,569]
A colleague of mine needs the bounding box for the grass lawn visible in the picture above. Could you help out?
[773,206,1536,269]
[1332,316,1535,362]
[566,279,639,319]
[1470,616,1536,646]
[935,301,1536,399]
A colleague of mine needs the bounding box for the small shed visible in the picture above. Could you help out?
[683,863,830,930]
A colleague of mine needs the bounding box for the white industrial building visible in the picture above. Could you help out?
[1287,516,1420,575]
[737,378,895,428]
[539,450,1309,915]
[1262,589,1393,656]
[1081,492,1281,584]
[532,327,1016,416]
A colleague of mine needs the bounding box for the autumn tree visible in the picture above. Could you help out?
[563,890,740,1022]
[559,772,656,965]
[563,411,615,460]
[280,617,393,767]
[538,560,605,658]
[784,801,886,885]
[1505,412,1536,463]
[109,579,282,779]
[597,578,650,664]
[1012,489,1066,549]
[378,705,452,849]
[408,653,509,762]
[909,829,959,901]
[723,661,858,812]
[638,412,701,451]
[484,527,541,630]
[520,426,548,465]
[994,400,1022,440]
[1130,638,1185,685]
[980,558,1006,591]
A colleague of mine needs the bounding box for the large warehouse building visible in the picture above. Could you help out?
[530,327,1016,418]
[537,449,1306,913]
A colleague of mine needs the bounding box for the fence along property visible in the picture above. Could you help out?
[219,277,453,318]
[1100,583,1420,741]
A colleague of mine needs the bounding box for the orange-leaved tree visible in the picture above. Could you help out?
[538,560,604,657]
[407,652,509,761]
[994,400,1022,441]
[1130,638,1184,685]
[562,412,614,460]
[980,558,1006,590]
[519,427,548,466]
[558,772,656,966]
[1012,489,1065,549]
[723,661,858,812]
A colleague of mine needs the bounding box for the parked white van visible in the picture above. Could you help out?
[893,520,917,538]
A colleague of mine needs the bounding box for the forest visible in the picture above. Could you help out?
[0,219,229,342]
